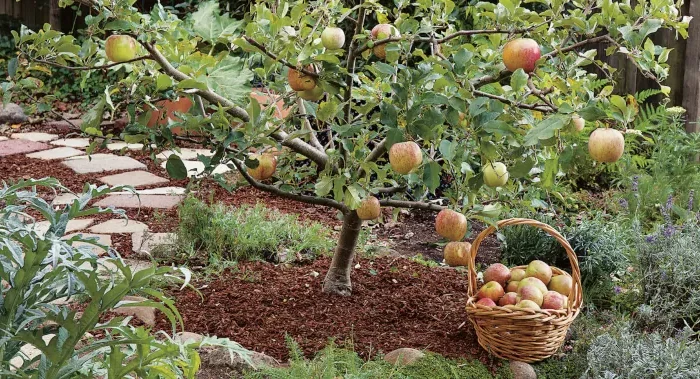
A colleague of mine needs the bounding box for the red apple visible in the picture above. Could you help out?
[105,35,138,63]
[525,260,553,285]
[510,268,526,282]
[518,277,548,295]
[435,209,467,241]
[477,281,505,302]
[516,299,541,310]
[572,115,585,132]
[588,128,625,163]
[321,27,345,49]
[548,275,573,296]
[371,24,400,60]
[476,298,497,307]
[506,281,519,293]
[288,65,317,91]
[498,292,518,306]
[356,196,381,220]
[247,153,277,180]
[518,285,544,306]
[388,141,422,174]
[483,263,511,287]
[443,241,471,267]
[502,38,541,73]
[482,162,509,187]
[542,291,568,310]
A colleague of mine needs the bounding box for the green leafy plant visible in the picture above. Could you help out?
[164,196,334,265]
[0,178,250,377]
[5,0,688,296]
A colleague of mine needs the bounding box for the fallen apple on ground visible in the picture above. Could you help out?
[443,241,471,267]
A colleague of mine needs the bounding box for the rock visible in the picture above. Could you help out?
[510,361,537,379]
[0,103,28,124]
[198,345,279,377]
[383,348,425,365]
[375,247,401,258]
[174,331,204,344]
[112,296,156,327]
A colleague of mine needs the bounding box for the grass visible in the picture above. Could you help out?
[157,197,335,267]
[246,338,513,379]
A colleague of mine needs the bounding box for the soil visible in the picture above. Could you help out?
[154,256,489,364]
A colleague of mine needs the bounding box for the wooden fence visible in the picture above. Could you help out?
[1,0,699,132]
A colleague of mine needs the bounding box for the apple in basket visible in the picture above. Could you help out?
[483,263,511,287]
[525,260,553,285]
[506,281,519,293]
[510,268,526,282]
[476,298,497,307]
[516,300,541,310]
[476,281,504,302]
[542,291,568,310]
[549,274,573,296]
[498,292,518,306]
[518,285,544,306]
[517,277,548,295]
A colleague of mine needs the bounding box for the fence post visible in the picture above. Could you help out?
[683,0,700,133]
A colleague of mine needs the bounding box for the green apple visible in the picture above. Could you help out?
[483,162,509,187]
[105,35,137,63]
[321,27,345,49]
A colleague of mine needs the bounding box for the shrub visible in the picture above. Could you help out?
[167,196,335,265]
[0,178,249,377]
[633,221,700,333]
[246,338,513,379]
[584,324,700,379]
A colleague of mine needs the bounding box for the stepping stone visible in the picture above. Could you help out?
[93,194,183,209]
[52,193,79,206]
[99,171,169,187]
[159,160,231,177]
[132,232,175,254]
[106,142,145,151]
[89,219,149,234]
[0,136,7,141]
[114,186,187,196]
[157,148,214,161]
[26,147,85,160]
[62,233,112,256]
[31,219,95,236]
[51,138,91,148]
[47,119,83,129]
[0,139,49,157]
[99,259,155,276]
[384,348,425,366]
[113,296,157,326]
[11,132,58,142]
[62,153,146,174]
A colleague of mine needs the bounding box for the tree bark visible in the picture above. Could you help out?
[683,0,700,133]
[322,211,363,296]
[49,0,62,31]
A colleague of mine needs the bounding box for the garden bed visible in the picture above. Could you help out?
[154,256,490,364]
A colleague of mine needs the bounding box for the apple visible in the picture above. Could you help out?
[476,281,505,302]
[506,281,519,293]
[435,209,468,241]
[498,292,518,306]
[288,65,317,91]
[483,263,511,287]
[247,153,277,180]
[525,260,553,285]
[371,24,400,60]
[588,128,625,163]
[388,141,422,174]
[297,86,325,101]
[458,112,469,128]
[476,298,497,307]
[105,35,138,63]
[572,115,585,132]
[443,241,471,267]
[356,196,381,220]
[510,268,526,282]
[482,162,509,187]
[518,277,548,295]
[542,291,568,310]
[502,38,541,73]
[516,299,541,310]
[321,27,345,49]
[549,275,573,296]
[518,285,544,306]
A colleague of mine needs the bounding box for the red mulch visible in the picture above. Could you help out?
[154,256,488,364]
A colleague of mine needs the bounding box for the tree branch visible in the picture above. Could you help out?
[230,158,348,212]
[243,36,319,78]
[379,199,445,211]
[28,55,152,71]
[473,90,554,112]
[297,97,324,151]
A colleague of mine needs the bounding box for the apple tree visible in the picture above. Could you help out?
[4,0,688,295]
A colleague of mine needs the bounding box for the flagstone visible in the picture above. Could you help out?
[0,139,49,157]
[52,193,79,206]
[62,233,112,256]
[26,147,85,160]
[50,138,91,148]
[93,194,183,209]
[132,232,175,254]
[89,219,149,234]
[159,160,231,176]
[10,132,59,142]
[99,171,169,187]
[62,153,146,174]
[31,219,94,236]
[157,148,215,161]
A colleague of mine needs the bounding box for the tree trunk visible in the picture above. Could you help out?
[49,0,62,31]
[683,0,700,133]
[322,211,362,296]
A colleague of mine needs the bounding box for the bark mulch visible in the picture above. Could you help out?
[155,256,489,364]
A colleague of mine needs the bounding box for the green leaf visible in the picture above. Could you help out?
[510,157,535,178]
[385,128,404,148]
[7,57,18,78]
[317,98,341,122]
[198,56,253,104]
[523,115,568,146]
[192,1,243,43]
[438,140,456,161]
[578,105,607,121]
[315,177,333,197]
[541,156,559,188]
[81,97,106,133]
[166,155,188,179]
[156,74,173,91]
[510,69,528,92]
[423,162,441,193]
[380,102,398,128]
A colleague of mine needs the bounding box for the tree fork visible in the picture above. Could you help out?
[322,211,363,296]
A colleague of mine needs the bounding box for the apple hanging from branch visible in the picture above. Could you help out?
[502,38,541,73]
[105,35,138,63]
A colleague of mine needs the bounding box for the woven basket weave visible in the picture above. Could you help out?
[465,218,583,363]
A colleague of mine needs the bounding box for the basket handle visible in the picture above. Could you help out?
[467,218,583,311]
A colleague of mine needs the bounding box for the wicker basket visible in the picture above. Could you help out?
[465,218,583,363]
